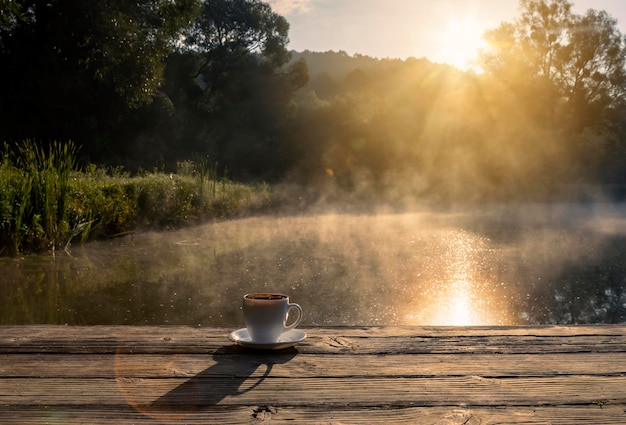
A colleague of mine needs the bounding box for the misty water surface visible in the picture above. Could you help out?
[2,203,625,326]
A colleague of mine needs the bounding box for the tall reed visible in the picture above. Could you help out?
[0,147,30,255]
[178,155,229,206]
[0,140,79,254]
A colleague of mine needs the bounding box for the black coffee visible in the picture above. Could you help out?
[246,294,287,300]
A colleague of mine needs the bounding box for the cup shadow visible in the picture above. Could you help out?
[148,345,297,414]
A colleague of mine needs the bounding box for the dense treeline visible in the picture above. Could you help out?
[1,0,626,201]
[0,0,308,179]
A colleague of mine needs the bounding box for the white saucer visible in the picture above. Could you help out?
[228,328,306,350]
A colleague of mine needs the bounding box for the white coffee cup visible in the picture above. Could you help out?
[243,293,303,343]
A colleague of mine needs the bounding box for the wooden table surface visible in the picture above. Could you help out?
[0,325,625,424]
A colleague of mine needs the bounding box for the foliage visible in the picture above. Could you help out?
[0,0,198,151]
[0,142,273,256]
[284,40,626,202]
[0,0,24,32]
[185,0,291,71]
[0,140,79,255]
[480,0,626,131]
[155,0,308,178]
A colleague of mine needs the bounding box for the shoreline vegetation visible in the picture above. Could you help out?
[2,140,624,257]
[0,141,272,256]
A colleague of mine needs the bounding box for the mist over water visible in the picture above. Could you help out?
[2,202,625,326]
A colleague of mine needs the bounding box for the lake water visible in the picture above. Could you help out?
[2,203,625,326]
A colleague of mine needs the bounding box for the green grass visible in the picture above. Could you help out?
[0,141,273,256]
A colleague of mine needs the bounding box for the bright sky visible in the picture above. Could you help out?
[267,0,626,70]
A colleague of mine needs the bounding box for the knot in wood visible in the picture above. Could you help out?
[252,405,277,420]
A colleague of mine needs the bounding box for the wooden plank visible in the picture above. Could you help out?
[1,325,625,354]
[1,405,625,425]
[1,375,625,407]
[1,325,624,342]
[307,335,626,354]
[2,352,625,378]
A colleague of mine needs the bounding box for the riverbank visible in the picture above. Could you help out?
[1,141,273,256]
[3,141,625,257]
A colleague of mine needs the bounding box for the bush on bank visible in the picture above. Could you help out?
[0,141,272,256]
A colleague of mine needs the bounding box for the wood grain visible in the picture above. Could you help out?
[0,325,624,424]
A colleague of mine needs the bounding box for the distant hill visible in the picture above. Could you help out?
[291,50,437,80]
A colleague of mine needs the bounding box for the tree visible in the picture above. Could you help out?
[559,10,626,127]
[158,0,308,178]
[183,0,290,97]
[0,0,24,33]
[480,0,626,131]
[0,0,198,153]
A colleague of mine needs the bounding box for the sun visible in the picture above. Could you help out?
[434,15,487,71]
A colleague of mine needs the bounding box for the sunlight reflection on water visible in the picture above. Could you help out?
[403,229,510,326]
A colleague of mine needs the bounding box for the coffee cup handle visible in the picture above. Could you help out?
[284,303,303,330]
